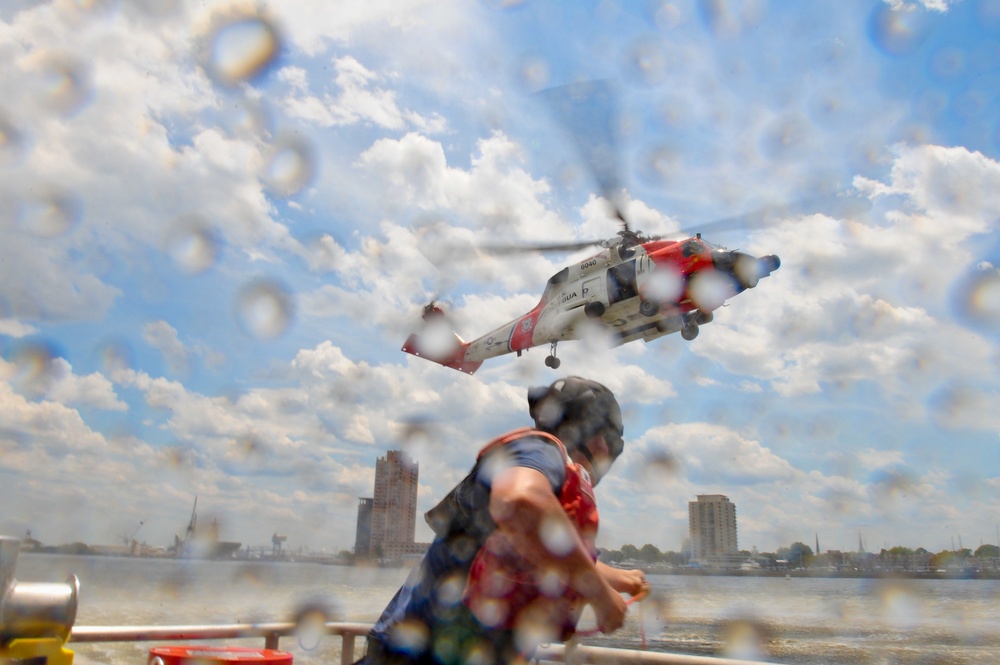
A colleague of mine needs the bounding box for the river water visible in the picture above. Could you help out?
[16,554,1000,665]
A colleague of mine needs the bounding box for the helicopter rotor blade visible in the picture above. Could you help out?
[672,193,873,240]
[537,79,630,231]
[475,239,604,256]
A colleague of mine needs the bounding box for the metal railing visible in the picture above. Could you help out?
[70,622,773,665]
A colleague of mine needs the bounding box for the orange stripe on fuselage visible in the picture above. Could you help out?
[507,303,544,352]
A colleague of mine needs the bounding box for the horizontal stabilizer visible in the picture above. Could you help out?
[402,333,483,375]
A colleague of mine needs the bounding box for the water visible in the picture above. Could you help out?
[15,554,1000,665]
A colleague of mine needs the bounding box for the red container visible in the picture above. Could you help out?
[149,646,293,665]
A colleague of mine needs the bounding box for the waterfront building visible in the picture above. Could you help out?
[688,494,740,568]
[354,498,373,555]
[355,450,426,559]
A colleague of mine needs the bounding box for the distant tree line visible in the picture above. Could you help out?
[600,541,1000,571]
[599,543,687,566]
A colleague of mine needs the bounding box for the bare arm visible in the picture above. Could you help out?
[596,561,649,597]
[488,466,627,632]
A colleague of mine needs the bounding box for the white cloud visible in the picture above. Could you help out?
[0,319,37,337]
[688,145,1000,427]
[0,357,125,411]
[279,56,445,131]
[144,321,189,374]
[637,422,798,486]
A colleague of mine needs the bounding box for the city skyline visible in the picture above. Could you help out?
[2,1,1000,556]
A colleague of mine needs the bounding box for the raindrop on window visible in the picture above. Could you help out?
[18,188,82,238]
[235,278,295,340]
[164,214,222,275]
[201,15,282,87]
[261,134,316,197]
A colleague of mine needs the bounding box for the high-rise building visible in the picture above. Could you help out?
[354,450,425,559]
[354,498,373,555]
[688,494,738,566]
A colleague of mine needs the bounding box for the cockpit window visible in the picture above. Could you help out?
[542,267,570,300]
[681,240,702,257]
[607,259,638,305]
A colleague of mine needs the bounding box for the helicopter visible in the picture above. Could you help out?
[402,79,781,374]
[402,226,780,374]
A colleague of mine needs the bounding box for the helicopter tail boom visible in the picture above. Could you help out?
[401,331,483,375]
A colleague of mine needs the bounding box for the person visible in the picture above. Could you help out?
[359,376,648,665]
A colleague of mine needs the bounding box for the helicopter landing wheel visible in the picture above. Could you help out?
[584,301,605,318]
[545,342,561,369]
[639,299,659,317]
[681,324,699,341]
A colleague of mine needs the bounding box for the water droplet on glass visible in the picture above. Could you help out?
[36,54,92,116]
[203,15,282,87]
[161,446,195,470]
[760,114,809,160]
[413,315,460,361]
[689,270,733,313]
[514,54,550,93]
[18,188,82,237]
[877,581,920,628]
[433,573,464,608]
[94,337,134,376]
[536,566,568,597]
[222,97,272,139]
[638,144,680,186]
[164,215,222,274]
[644,265,684,303]
[235,432,267,459]
[293,603,333,651]
[951,263,1000,333]
[261,134,315,197]
[646,0,685,30]
[389,618,429,653]
[641,592,671,637]
[868,4,933,56]
[539,515,574,556]
[720,618,770,661]
[514,606,559,654]
[9,339,63,397]
[236,278,294,340]
[699,0,766,39]
[131,0,181,18]
[0,113,29,168]
[643,448,681,480]
[621,36,669,86]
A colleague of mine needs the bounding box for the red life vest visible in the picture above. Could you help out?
[462,428,600,642]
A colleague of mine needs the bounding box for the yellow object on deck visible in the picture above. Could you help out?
[1,637,75,665]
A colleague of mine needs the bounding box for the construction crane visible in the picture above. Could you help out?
[271,532,287,557]
[120,520,146,548]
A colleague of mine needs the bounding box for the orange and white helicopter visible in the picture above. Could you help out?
[403,79,780,374]
[402,226,780,374]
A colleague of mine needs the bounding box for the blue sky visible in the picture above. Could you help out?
[2,0,999,557]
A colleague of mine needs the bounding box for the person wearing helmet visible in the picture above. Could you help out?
[359,377,647,665]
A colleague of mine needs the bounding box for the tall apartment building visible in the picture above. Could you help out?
[354,498,373,556]
[355,450,424,558]
[688,494,739,567]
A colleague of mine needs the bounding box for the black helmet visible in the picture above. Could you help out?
[527,377,624,464]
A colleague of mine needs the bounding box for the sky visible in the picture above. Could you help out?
[1,0,1000,558]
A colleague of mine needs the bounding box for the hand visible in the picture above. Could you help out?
[619,569,650,599]
[598,563,649,598]
[591,585,628,634]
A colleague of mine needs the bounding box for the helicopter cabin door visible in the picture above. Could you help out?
[581,277,603,304]
[607,258,639,305]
